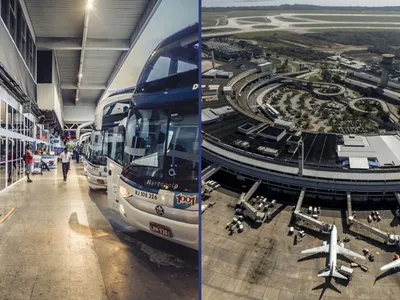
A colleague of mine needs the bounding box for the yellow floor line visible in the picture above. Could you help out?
[0,207,16,224]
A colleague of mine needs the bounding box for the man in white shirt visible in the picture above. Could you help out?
[59,148,72,181]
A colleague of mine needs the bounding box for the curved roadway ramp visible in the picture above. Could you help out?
[348,97,400,124]
[281,77,346,97]
[0,163,197,300]
[348,98,390,114]
[232,72,345,123]
[226,71,311,123]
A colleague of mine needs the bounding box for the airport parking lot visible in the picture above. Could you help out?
[202,189,400,300]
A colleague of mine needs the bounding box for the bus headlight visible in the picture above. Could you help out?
[119,186,132,198]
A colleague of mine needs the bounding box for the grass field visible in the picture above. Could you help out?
[275,17,310,22]
[237,17,271,23]
[294,23,400,28]
[269,58,282,67]
[309,74,322,82]
[232,31,329,46]
[295,15,400,22]
[202,10,400,26]
[291,62,301,71]
[202,10,400,18]
[202,10,373,25]
[309,28,400,34]
[202,15,228,27]
[202,15,221,27]
[231,33,292,50]
[232,31,282,39]
[252,25,277,29]
[236,20,256,25]
[202,28,242,34]
[202,11,274,19]
[202,13,271,27]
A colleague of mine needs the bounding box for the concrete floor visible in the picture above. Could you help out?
[202,189,400,300]
[0,163,198,300]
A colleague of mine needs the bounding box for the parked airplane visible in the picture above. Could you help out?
[301,225,365,280]
[380,256,400,272]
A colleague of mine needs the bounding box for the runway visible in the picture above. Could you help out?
[203,13,400,37]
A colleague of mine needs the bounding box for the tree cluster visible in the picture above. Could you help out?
[306,31,400,59]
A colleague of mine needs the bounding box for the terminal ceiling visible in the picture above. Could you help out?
[24,0,159,105]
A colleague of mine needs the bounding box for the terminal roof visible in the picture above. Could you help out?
[338,135,400,166]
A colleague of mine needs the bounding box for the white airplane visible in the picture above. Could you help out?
[301,225,366,280]
[380,257,400,272]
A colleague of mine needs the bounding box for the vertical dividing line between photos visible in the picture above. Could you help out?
[197,1,203,299]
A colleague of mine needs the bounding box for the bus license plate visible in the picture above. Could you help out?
[149,222,173,237]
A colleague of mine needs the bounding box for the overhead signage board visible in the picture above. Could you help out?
[22,103,31,114]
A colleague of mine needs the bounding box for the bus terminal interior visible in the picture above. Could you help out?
[0,1,198,299]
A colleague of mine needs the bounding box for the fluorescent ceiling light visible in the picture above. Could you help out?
[87,0,94,9]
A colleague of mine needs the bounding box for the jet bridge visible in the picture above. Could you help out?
[238,190,266,224]
[347,192,400,247]
[293,188,332,234]
[202,164,221,184]
[235,180,265,224]
[243,179,262,202]
[294,188,306,212]
[347,192,353,225]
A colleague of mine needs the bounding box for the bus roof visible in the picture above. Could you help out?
[131,85,198,109]
[131,23,198,109]
[155,22,198,52]
[108,87,135,98]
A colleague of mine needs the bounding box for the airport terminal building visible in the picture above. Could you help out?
[202,62,400,204]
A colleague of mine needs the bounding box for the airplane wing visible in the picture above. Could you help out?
[301,244,329,255]
[380,259,400,272]
[336,245,366,260]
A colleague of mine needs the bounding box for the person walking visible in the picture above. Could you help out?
[75,148,79,165]
[75,147,80,164]
[60,148,72,181]
[24,145,33,183]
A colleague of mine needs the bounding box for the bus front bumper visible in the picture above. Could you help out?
[87,171,107,190]
[118,193,198,250]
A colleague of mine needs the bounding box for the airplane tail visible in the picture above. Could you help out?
[318,270,347,280]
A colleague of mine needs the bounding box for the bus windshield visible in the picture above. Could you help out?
[135,35,198,94]
[123,104,198,191]
[103,102,129,116]
[87,131,108,166]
